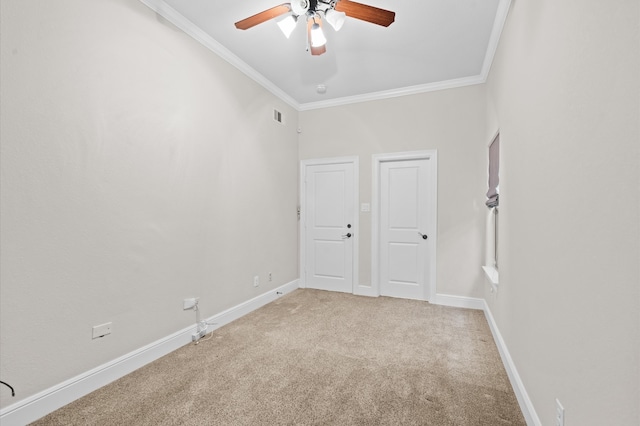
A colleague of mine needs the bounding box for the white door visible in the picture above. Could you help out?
[302,160,356,293]
[379,158,433,300]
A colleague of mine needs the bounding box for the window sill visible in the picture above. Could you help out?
[482,266,499,292]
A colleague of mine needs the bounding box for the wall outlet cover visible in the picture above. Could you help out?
[183,297,199,310]
[92,322,112,339]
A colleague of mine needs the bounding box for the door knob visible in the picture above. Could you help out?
[342,233,352,239]
[418,232,428,240]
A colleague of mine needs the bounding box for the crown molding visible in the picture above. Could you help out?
[139,0,511,112]
[480,0,513,79]
[298,75,485,111]
[138,0,300,110]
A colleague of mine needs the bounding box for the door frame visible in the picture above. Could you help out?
[372,150,438,300]
[299,156,359,292]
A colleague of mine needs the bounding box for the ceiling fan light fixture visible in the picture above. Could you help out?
[310,22,327,47]
[325,9,346,31]
[234,0,395,56]
[277,15,298,38]
[290,0,310,16]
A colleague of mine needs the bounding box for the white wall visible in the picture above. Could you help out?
[299,86,487,299]
[0,0,299,408]
[484,0,640,424]
[3,0,638,423]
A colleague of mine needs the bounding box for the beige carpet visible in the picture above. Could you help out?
[32,289,526,425]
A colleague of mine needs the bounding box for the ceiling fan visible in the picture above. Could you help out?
[234,0,395,56]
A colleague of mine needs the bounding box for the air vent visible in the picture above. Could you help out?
[273,109,284,124]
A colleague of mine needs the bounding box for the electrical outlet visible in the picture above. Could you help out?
[268,272,272,282]
[183,297,199,310]
[555,399,565,426]
[253,275,259,287]
[92,322,112,339]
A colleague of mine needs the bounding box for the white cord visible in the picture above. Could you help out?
[195,303,201,324]
[197,329,215,343]
[193,302,217,344]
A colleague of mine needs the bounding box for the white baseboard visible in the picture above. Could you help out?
[433,292,540,425]
[208,279,299,330]
[482,300,541,426]
[431,293,485,310]
[0,280,299,426]
[1,283,538,426]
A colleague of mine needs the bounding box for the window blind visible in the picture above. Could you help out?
[486,134,499,208]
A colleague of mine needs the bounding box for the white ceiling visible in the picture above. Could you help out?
[140,0,510,110]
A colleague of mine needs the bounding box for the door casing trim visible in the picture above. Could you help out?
[299,156,359,292]
[371,150,438,300]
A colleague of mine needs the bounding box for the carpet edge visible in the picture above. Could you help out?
[482,300,542,426]
[0,280,300,426]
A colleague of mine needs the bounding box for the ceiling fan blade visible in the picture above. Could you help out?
[307,18,326,56]
[334,0,395,27]
[235,4,291,30]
